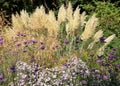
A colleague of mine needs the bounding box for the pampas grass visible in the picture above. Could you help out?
[0,2,117,86]
[1,2,115,64]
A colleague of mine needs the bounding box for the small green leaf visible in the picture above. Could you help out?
[3,2,9,8]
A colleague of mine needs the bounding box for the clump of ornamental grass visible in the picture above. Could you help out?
[0,2,117,85]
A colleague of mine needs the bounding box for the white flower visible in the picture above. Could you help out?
[45,77,51,82]
[52,75,57,78]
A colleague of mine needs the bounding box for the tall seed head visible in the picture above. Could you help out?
[80,12,86,26]
[97,34,115,56]
[65,5,81,35]
[28,6,47,30]
[104,34,115,46]
[66,2,73,21]
[20,10,29,28]
[93,30,103,42]
[73,6,80,30]
[12,14,25,33]
[58,4,67,24]
[80,14,98,41]
[88,30,103,49]
[46,11,59,38]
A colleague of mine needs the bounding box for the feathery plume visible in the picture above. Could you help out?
[93,30,103,42]
[88,30,103,49]
[20,10,29,27]
[28,6,47,30]
[97,34,115,56]
[12,14,25,33]
[73,6,80,30]
[104,34,116,46]
[97,45,106,56]
[80,14,98,41]
[58,4,66,24]
[65,6,81,35]
[66,2,73,21]
[3,28,17,42]
[80,12,86,26]
[46,11,59,37]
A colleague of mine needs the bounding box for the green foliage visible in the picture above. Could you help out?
[80,1,120,49]
[0,0,33,13]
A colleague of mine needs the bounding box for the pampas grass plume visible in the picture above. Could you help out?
[58,4,66,24]
[80,12,86,26]
[97,34,115,56]
[66,2,73,21]
[88,30,103,49]
[12,14,25,33]
[93,30,103,42]
[46,11,59,37]
[80,14,98,41]
[20,10,29,27]
[28,6,47,30]
[104,34,115,46]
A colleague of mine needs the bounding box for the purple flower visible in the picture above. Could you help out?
[108,69,112,73]
[0,37,3,44]
[0,74,3,79]
[34,68,39,72]
[0,37,3,41]
[112,48,117,51]
[102,63,109,66]
[10,65,16,73]
[90,54,94,57]
[40,41,44,45]
[29,39,38,44]
[96,74,101,79]
[103,75,108,80]
[115,64,120,68]
[20,34,26,37]
[40,45,45,50]
[108,52,117,60]
[52,45,58,50]
[100,36,106,42]
[63,63,70,67]
[114,64,120,71]
[2,78,7,82]
[81,80,87,85]
[96,60,103,63]
[16,43,21,46]
[0,40,3,44]
[23,41,28,45]
[23,49,27,53]
[17,33,26,37]
[64,39,70,44]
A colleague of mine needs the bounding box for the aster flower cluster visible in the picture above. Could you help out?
[12,57,89,86]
